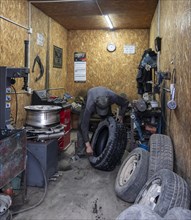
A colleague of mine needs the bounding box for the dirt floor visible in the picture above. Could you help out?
[12,131,131,220]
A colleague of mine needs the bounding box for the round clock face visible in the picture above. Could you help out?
[107,43,116,52]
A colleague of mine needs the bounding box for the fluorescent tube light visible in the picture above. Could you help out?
[104,15,113,29]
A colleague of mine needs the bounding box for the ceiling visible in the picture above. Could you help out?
[29,0,158,30]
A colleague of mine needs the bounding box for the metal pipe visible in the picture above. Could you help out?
[45,18,51,90]
[47,87,65,91]
[10,91,28,94]
[0,15,31,92]
[0,15,29,31]
[37,131,65,140]
[24,40,29,68]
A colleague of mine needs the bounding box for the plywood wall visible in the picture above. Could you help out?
[150,0,191,187]
[66,29,149,101]
[49,19,68,97]
[1,0,31,127]
[30,6,68,97]
[29,4,49,90]
[1,0,68,127]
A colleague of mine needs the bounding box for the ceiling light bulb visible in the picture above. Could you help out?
[104,15,113,29]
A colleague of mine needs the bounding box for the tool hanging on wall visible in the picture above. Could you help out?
[32,55,44,82]
[167,68,177,110]
[136,48,157,95]
[154,71,171,94]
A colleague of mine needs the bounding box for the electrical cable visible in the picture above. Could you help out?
[11,148,48,215]
[95,0,104,16]
[11,85,18,126]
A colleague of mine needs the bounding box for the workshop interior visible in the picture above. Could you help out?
[0,0,191,219]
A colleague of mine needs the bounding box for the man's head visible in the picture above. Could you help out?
[95,96,110,116]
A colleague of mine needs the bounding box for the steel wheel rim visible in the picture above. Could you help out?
[138,179,162,210]
[119,155,138,186]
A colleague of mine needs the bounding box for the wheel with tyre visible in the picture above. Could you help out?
[148,134,174,179]
[0,210,12,220]
[115,147,149,202]
[135,169,190,217]
[116,204,162,220]
[164,207,191,220]
[89,116,127,171]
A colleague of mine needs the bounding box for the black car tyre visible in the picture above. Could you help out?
[116,204,162,220]
[115,147,149,202]
[148,134,174,179]
[164,207,191,220]
[89,116,127,171]
[135,169,190,217]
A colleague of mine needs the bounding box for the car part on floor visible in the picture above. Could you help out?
[0,194,12,217]
[115,148,149,203]
[135,169,191,217]
[0,209,12,220]
[148,134,174,179]
[164,207,191,220]
[89,116,127,171]
[116,204,162,220]
[129,101,162,151]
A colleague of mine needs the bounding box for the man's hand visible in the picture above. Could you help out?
[116,115,123,123]
[85,142,93,156]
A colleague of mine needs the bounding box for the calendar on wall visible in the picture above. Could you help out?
[74,52,86,82]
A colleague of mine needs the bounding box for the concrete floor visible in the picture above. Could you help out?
[12,131,131,220]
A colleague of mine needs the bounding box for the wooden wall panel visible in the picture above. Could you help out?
[30,6,68,96]
[30,5,49,90]
[150,0,191,187]
[1,0,28,67]
[49,19,68,97]
[149,4,158,50]
[1,0,31,127]
[66,29,149,101]
[1,1,68,128]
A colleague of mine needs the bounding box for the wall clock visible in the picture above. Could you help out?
[107,43,116,52]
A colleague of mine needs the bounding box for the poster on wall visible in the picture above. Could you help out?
[74,52,86,82]
[37,33,44,46]
[124,45,136,54]
[53,45,63,68]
